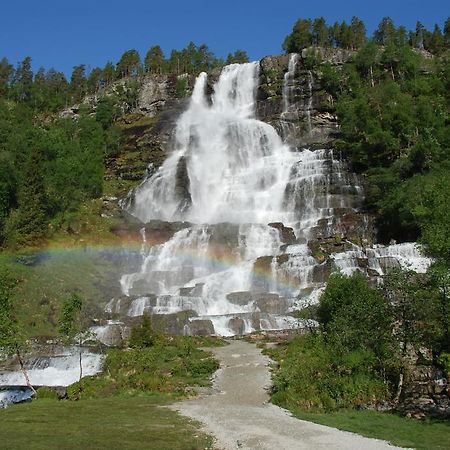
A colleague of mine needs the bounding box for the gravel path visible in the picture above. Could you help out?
[171,340,404,450]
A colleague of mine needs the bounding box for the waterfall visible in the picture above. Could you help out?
[115,61,427,336]
[280,54,298,140]
[0,349,104,387]
[304,70,314,133]
[282,54,298,115]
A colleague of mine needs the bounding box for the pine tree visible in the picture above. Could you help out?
[116,49,142,78]
[5,148,48,246]
[444,17,450,47]
[70,64,87,102]
[13,56,33,101]
[0,57,14,97]
[102,61,116,86]
[144,45,165,74]
[312,17,329,47]
[374,17,397,45]
[283,19,313,52]
[350,16,367,48]
[226,50,249,64]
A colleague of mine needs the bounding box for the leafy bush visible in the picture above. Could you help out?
[129,314,156,348]
[268,335,390,411]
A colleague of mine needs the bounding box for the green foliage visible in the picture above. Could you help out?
[271,268,450,412]
[58,293,83,339]
[383,268,448,353]
[438,352,450,378]
[67,335,219,400]
[283,16,367,52]
[0,269,21,355]
[317,272,393,367]
[226,50,249,64]
[36,387,59,400]
[4,147,48,246]
[327,41,450,246]
[129,314,156,348]
[175,77,188,98]
[116,49,141,78]
[268,335,390,411]
[144,45,165,73]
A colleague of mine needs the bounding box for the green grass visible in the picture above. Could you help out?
[67,335,220,400]
[290,408,450,450]
[0,396,213,450]
[0,248,120,337]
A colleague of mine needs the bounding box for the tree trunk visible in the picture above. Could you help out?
[16,348,36,394]
[394,370,404,405]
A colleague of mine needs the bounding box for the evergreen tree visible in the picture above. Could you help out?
[13,56,33,101]
[329,21,342,47]
[350,16,367,48]
[70,64,87,102]
[5,148,48,245]
[144,45,165,73]
[283,19,313,52]
[373,17,397,45]
[87,67,103,93]
[226,50,249,64]
[426,24,444,54]
[116,49,141,78]
[0,57,14,97]
[312,17,329,47]
[102,61,116,85]
[444,17,450,47]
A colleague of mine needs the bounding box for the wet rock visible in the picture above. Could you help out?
[187,319,215,336]
[253,293,290,315]
[179,283,204,297]
[268,222,296,244]
[174,156,192,212]
[144,220,192,245]
[226,291,253,306]
[228,317,246,335]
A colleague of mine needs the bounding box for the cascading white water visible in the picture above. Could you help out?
[116,61,427,336]
[282,54,298,115]
[0,349,104,387]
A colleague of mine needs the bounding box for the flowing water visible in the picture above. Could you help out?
[114,59,431,336]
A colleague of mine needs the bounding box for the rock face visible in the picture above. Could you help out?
[86,52,430,343]
[138,76,170,117]
[257,48,353,147]
[399,347,450,419]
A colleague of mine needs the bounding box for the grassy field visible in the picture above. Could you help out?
[0,335,223,449]
[0,247,122,337]
[0,396,213,450]
[291,408,450,450]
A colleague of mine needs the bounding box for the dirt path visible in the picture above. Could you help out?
[171,340,403,450]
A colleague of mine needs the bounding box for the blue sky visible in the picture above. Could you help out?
[1,0,448,76]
